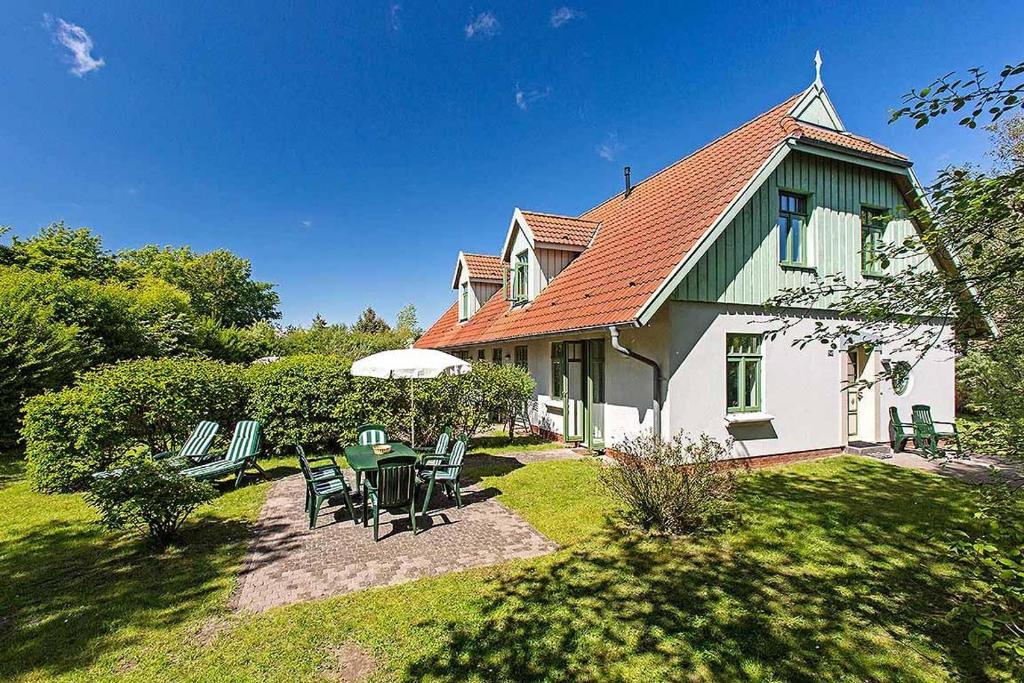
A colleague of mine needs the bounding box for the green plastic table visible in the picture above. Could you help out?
[344,442,418,490]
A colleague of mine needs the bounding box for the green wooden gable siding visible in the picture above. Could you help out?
[672,151,928,306]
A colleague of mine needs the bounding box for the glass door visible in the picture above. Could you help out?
[563,341,585,441]
[587,339,605,449]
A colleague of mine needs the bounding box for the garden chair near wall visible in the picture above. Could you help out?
[357,423,389,446]
[362,454,427,541]
[181,421,267,488]
[887,408,914,453]
[414,427,451,456]
[418,434,468,514]
[298,446,357,529]
[911,404,963,458]
[153,421,220,468]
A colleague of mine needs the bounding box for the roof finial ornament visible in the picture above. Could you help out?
[813,50,823,88]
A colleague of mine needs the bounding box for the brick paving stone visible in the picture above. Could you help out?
[232,450,582,613]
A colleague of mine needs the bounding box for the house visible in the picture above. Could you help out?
[415,63,959,462]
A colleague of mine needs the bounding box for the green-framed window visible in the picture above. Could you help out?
[551,342,564,398]
[492,348,503,364]
[514,345,528,370]
[512,250,529,302]
[459,282,469,320]
[778,191,808,266]
[726,333,762,413]
[861,207,888,276]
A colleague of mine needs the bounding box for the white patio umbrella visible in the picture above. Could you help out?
[350,348,472,447]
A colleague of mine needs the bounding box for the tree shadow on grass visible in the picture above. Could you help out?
[0,466,303,679]
[398,458,988,681]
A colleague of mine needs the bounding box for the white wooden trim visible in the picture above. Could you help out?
[787,84,846,132]
[501,208,535,261]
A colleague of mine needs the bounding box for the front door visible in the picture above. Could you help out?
[586,339,606,449]
[564,341,585,441]
[846,349,861,441]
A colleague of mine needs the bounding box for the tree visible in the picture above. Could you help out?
[395,303,421,338]
[353,307,391,334]
[117,245,280,326]
[4,222,116,280]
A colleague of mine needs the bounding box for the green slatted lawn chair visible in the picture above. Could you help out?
[911,404,962,458]
[299,448,357,528]
[294,444,341,482]
[154,421,220,468]
[357,424,389,446]
[414,427,451,456]
[418,434,467,515]
[888,407,914,453]
[362,454,424,541]
[181,421,267,488]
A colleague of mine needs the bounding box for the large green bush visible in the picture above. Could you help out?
[22,353,537,492]
[246,354,405,453]
[24,358,248,492]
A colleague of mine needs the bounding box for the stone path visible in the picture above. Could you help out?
[232,449,582,613]
[880,450,1023,484]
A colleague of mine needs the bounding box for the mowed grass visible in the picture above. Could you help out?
[0,453,996,681]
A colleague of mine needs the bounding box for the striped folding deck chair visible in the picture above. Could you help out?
[181,421,267,488]
[357,424,389,446]
[154,421,220,468]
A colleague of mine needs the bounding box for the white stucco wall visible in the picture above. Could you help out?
[664,301,956,458]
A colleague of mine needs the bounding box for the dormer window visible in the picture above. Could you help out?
[459,282,469,321]
[512,250,529,303]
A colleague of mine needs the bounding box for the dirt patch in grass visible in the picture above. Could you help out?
[114,657,138,674]
[321,642,376,682]
[192,615,232,648]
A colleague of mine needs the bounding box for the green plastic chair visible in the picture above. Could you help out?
[181,421,267,488]
[362,454,427,541]
[911,404,962,458]
[418,434,467,514]
[414,427,451,455]
[357,423,389,446]
[298,446,357,528]
[154,421,220,468]
[887,407,914,453]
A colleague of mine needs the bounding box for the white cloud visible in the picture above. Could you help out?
[387,3,402,32]
[515,84,551,111]
[301,220,313,228]
[44,14,105,76]
[550,7,582,28]
[465,12,500,39]
[596,133,624,161]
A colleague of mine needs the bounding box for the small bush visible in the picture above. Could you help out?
[86,459,215,548]
[602,432,736,535]
[24,358,248,492]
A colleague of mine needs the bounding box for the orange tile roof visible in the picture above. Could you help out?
[519,210,600,249]
[417,90,911,350]
[461,253,503,281]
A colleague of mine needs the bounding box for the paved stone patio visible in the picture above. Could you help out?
[880,449,1023,484]
[232,449,581,613]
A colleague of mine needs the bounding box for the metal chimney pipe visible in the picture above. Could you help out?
[624,166,631,195]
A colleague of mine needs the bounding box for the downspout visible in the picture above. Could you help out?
[608,325,662,439]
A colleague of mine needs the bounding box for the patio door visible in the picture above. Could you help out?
[845,345,878,443]
[564,341,585,442]
[846,349,861,441]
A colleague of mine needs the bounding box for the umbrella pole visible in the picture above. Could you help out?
[410,378,415,448]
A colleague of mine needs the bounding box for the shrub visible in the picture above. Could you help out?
[601,432,736,535]
[247,354,405,453]
[24,358,248,492]
[86,459,215,548]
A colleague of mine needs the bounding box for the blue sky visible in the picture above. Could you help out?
[1,2,1021,327]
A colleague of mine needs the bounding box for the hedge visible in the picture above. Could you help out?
[24,358,248,492]
[23,355,535,493]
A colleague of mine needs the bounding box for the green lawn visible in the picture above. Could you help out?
[0,453,999,681]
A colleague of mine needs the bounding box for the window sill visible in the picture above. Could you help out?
[861,271,886,279]
[780,262,816,273]
[724,411,774,425]
[544,400,563,413]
